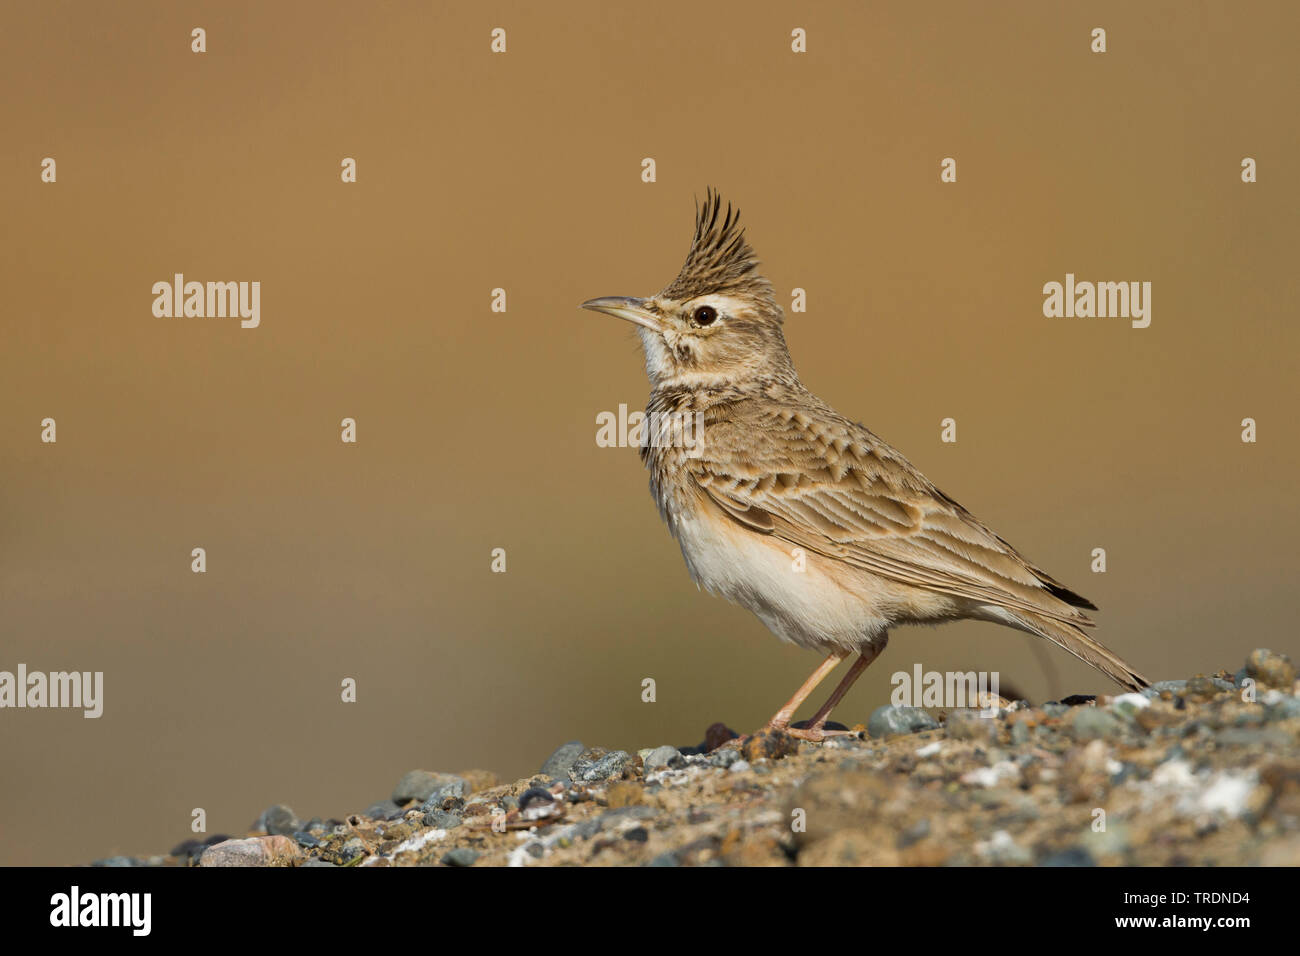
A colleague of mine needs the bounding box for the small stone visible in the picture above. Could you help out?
[741,729,797,762]
[319,837,367,867]
[518,787,555,811]
[421,810,462,829]
[392,771,467,807]
[540,740,585,780]
[259,804,301,837]
[945,710,998,743]
[363,799,404,821]
[1246,649,1297,690]
[597,806,658,829]
[1070,707,1123,741]
[169,839,207,864]
[292,831,321,848]
[644,745,684,771]
[624,827,649,842]
[1109,693,1151,719]
[1184,676,1228,701]
[440,848,480,867]
[572,750,630,783]
[1041,846,1097,867]
[199,835,304,868]
[710,749,742,769]
[1266,696,1300,721]
[868,705,940,738]
[728,759,752,774]
[975,829,1032,865]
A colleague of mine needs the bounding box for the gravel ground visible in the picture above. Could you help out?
[97,648,1300,867]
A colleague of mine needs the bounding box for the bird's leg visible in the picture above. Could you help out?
[760,649,851,734]
[786,642,886,742]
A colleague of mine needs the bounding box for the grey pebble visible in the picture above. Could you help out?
[868,705,940,738]
[598,806,658,830]
[709,749,742,769]
[441,848,480,867]
[644,745,684,771]
[364,799,405,821]
[1070,707,1123,741]
[572,750,630,783]
[261,804,301,837]
[421,810,462,830]
[392,771,467,807]
[540,740,586,780]
[1041,847,1097,867]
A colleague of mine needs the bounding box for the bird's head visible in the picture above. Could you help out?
[582,189,792,389]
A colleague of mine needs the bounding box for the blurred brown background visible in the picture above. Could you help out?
[1,1,1297,865]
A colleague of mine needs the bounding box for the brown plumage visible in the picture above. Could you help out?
[582,189,1149,742]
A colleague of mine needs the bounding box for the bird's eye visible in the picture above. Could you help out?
[693,305,718,326]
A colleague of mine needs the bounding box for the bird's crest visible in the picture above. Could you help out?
[661,189,777,312]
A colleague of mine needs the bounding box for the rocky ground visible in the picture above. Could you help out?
[97,649,1300,867]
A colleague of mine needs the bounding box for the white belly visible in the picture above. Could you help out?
[671,510,906,652]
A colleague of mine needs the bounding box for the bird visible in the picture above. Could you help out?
[580,189,1149,743]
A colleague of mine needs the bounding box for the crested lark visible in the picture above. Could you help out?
[582,189,1149,742]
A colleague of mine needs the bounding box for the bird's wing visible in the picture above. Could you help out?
[687,406,1094,625]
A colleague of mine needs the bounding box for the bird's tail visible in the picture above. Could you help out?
[1009,611,1150,693]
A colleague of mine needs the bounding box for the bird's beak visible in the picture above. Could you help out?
[580,296,662,333]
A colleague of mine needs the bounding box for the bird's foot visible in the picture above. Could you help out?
[782,724,853,743]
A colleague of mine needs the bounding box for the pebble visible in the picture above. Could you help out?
[728,760,752,774]
[709,749,742,769]
[1070,707,1123,741]
[572,750,630,783]
[392,771,467,807]
[1041,846,1097,867]
[1246,649,1297,690]
[868,705,940,738]
[741,729,798,761]
[441,848,480,867]
[540,740,586,780]
[975,830,1032,865]
[421,810,462,829]
[364,799,405,821]
[199,835,304,868]
[260,804,301,837]
[518,787,555,812]
[945,710,999,743]
[320,837,367,867]
[644,745,684,771]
